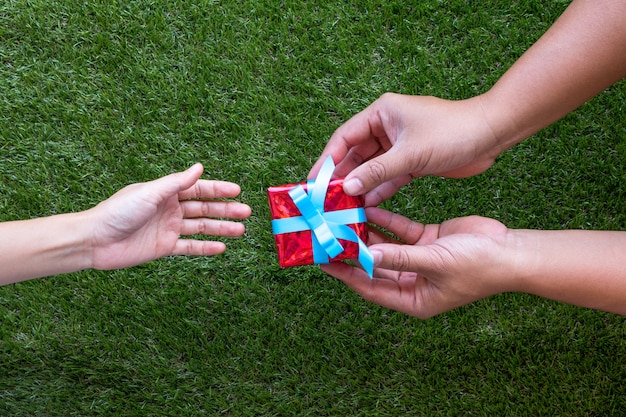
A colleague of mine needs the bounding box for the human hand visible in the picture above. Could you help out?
[310,93,502,206]
[321,207,513,319]
[87,164,251,270]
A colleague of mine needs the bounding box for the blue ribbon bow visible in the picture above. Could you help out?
[271,156,374,278]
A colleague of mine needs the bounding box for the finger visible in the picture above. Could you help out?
[321,263,416,315]
[367,227,399,245]
[178,180,242,200]
[372,266,405,281]
[362,174,413,207]
[321,262,375,291]
[365,207,425,244]
[308,105,380,179]
[180,200,252,220]
[367,225,417,246]
[342,147,415,196]
[369,243,440,275]
[180,218,246,237]
[171,239,227,256]
[136,163,205,202]
[173,163,205,191]
[331,140,384,179]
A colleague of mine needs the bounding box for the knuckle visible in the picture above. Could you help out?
[404,220,425,244]
[201,201,213,217]
[196,220,208,235]
[348,151,364,166]
[391,247,413,271]
[214,203,224,218]
[379,92,397,103]
[194,182,204,198]
[183,240,196,255]
[366,159,387,183]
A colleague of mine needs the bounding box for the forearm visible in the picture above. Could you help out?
[508,229,626,315]
[0,212,94,285]
[481,0,626,151]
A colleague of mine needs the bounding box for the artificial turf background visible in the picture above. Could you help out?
[1,1,625,415]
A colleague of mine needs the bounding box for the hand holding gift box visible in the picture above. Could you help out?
[267,157,373,277]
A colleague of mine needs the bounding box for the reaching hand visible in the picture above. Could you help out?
[88,164,251,270]
[321,207,512,319]
[309,93,501,206]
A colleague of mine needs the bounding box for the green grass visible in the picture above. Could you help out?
[1,0,625,415]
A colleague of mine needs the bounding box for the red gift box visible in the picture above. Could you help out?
[268,179,368,268]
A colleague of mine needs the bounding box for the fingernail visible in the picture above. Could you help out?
[343,178,363,195]
[370,249,382,265]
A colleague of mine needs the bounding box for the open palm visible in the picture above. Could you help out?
[88,164,251,270]
[322,207,511,318]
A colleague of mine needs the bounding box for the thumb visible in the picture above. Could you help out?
[342,149,413,196]
[175,163,204,191]
[371,243,442,275]
[150,163,204,195]
[132,164,204,205]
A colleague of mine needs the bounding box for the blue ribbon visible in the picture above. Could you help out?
[271,156,374,278]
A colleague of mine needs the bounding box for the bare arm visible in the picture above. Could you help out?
[511,229,626,315]
[0,213,93,284]
[315,0,626,317]
[0,164,251,285]
[322,209,626,318]
[482,0,626,153]
[311,0,626,202]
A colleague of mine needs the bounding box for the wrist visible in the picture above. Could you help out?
[477,91,530,157]
[69,210,97,271]
[476,227,530,296]
[502,229,539,294]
